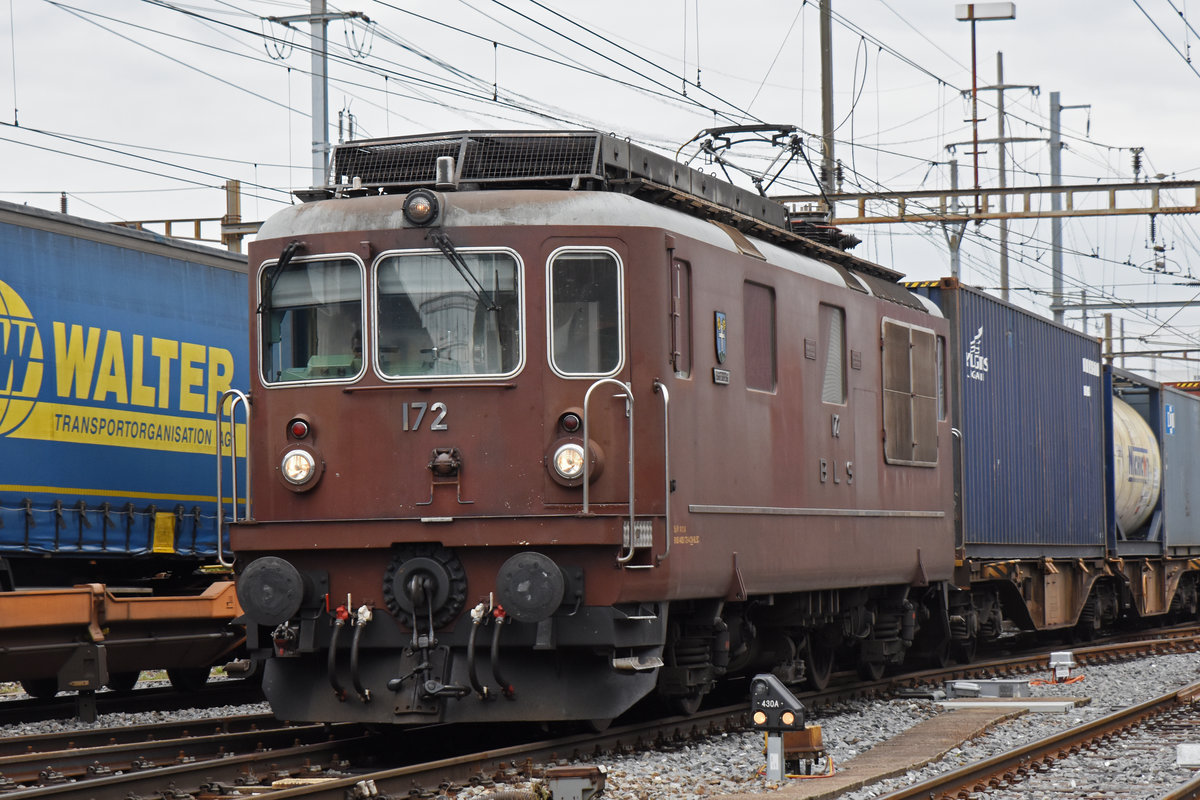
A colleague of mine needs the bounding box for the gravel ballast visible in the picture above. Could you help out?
[554,653,1200,800]
[6,654,1200,799]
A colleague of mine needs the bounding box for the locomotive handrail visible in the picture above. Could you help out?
[215,389,251,568]
[654,379,671,565]
[582,378,636,564]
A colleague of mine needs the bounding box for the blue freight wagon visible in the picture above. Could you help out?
[909,279,1107,559]
[0,201,247,591]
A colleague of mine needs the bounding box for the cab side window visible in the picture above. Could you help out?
[549,249,622,376]
[260,256,364,383]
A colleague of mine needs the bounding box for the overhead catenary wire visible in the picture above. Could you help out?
[484,0,751,124]
[746,3,805,113]
[1131,0,1200,80]
[139,0,701,140]
[9,1,1199,361]
[0,121,292,199]
[44,0,298,113]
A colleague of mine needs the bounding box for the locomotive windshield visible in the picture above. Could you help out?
[260,256,365,383]
[375,250,521,378]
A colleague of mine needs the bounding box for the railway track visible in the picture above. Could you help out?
[1,630,1198,799]
[873,680,1200,800]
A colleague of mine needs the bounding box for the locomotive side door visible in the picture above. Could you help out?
[544,243,635,509]
[659,255,693,563]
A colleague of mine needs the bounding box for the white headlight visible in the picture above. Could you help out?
[552,443,586,480]
[281,449,316,485]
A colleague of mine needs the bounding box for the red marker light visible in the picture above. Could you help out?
[560,413,581,433]
[290,419,309,439]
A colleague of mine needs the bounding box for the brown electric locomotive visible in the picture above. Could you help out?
[229,130,958,725]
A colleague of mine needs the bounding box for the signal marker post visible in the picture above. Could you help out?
[750,673,807,781]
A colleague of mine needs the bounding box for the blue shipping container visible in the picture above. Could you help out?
[0,202,247,562]
[1160,385,1200,554]
[910,280,1106,555]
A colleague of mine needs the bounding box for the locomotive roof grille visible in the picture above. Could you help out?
[329,132,604,190]
[314,130,901,284]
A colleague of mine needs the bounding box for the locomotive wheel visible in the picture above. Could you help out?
[19,678,58,699]
[856,656,885,682]
[668,690,705,716]
[803,637,835,691]
[107,671,141,692]
[167,667,211,692]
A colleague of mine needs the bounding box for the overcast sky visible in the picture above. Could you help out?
[4,1,1200,376]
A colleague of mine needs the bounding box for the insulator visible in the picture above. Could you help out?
[1132,147,1144,181]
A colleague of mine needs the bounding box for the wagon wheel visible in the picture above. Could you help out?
[167,667,211,693]
[106,671,141,692]
[803,635,835,692]
[19,678,58,699]
[1072,597,1102,642]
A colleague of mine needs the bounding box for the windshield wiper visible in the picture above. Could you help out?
[430,231,499,312]
[256,240,305,315]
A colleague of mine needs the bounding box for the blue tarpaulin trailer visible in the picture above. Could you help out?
[0,201,247,584]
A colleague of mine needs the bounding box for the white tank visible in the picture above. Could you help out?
[1112,396,1162,536]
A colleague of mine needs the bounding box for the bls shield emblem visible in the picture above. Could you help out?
[714,310,727,364]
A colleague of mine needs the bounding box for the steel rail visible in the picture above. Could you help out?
[0,721,356,786]
[203,706,753,799]
[0,711,281,757]
[0,735,374,800]
[1163,770,1200,800]
[872,680,1200,800]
